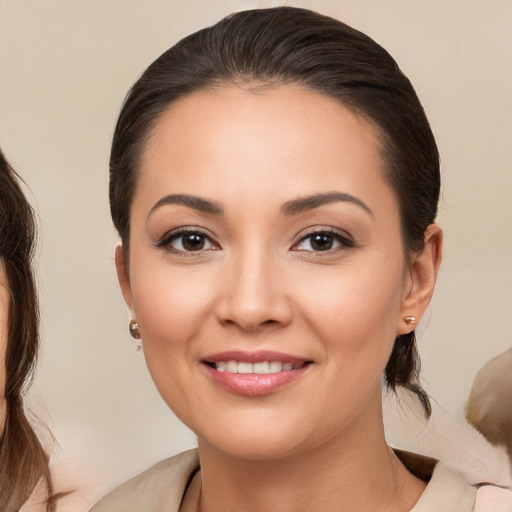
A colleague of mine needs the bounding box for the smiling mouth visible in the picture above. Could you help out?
[205,360,309,374]
[202,354,312,395]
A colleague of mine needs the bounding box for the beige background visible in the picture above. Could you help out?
[0,0,511,502]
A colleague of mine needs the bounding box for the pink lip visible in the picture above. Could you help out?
[202,351,312,397]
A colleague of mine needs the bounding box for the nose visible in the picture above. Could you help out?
[215,247,293,332]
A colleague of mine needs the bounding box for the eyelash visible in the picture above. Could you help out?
[156,228,219,255]
[157,226,354,255]
[292,228,355,253]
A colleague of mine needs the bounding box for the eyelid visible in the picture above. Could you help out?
[155,225,354,254]
[291,227,355,251]
[156,226,220,253]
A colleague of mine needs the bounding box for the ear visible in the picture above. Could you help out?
[397,224,443,335]
[115,244,136,317]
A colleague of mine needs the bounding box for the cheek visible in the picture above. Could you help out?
[292,265,404,431]
[127,259,220,418]
[129,257,217,359]
[296,258,404,368]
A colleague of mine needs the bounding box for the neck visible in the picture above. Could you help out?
[185,401,426,512]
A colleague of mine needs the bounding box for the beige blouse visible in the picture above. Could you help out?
[90,449,512,512]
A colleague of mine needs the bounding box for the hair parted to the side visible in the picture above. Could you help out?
[109,7,440,415]
[0,149,56,512]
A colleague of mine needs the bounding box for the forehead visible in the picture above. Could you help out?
[145,84,382,161]
[135,84,395,215]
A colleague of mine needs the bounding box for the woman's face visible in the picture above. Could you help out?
[0,263,9,430]
[118,85,433,459]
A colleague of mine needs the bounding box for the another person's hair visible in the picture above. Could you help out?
[109,7,440,414]
[0,149,56,511]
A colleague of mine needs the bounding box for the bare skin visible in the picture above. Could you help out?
[117,84,442,512]
[181,400,425,512]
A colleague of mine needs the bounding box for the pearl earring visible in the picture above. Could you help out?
[404,316,417,327]
[129,319,141,339]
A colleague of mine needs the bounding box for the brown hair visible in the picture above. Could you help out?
[109,7,439,414]
[0,149,56,512]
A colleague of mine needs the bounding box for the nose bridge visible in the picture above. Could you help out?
[217,241,290,330]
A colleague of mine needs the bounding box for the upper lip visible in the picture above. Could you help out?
[203,350,310,364]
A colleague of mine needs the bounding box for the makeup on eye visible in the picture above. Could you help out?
[155,225,356,254]
[156,227,220,254]
[292,228,355,252]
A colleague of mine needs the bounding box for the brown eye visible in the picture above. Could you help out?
[181,233,206,251]
[293,230,354,252]
[309,234,334,251]
[159,229,218,253]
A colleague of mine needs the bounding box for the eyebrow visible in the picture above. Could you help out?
[149,194,224,216]
[281,192,373,217]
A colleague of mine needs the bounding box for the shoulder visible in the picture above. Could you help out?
[411,460,477,512]
[90,449,199,512]
[475,484,512,512]
[410,458,512,512]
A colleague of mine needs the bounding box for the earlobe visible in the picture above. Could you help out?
[398,224,443,334]
[115,244,135,315]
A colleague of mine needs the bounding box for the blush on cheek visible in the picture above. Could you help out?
[301,269,401,377]
[132,265,217,351]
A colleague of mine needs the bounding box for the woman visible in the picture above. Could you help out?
[0,149,56,511]
[92,7,511,511]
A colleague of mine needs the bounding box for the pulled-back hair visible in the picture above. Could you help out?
[0,149,56,511]
[110,7,440,414]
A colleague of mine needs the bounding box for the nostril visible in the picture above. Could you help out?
[215,285,293,330]
[218,317,282,333]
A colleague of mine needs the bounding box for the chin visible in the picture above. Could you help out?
[193,413,325,462]
[200,433,305,461]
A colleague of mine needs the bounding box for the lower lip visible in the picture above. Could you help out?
[203,364,310,396]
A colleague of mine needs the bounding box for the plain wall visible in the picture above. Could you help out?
[1,0,511,501]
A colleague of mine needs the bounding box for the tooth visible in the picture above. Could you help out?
[282,362,293,371]
[253,362,270,374]
[269,361,283,373]
[216,361,227,372]
[237,362,253,373]
[293,362,303,369]
[226,360,238,373]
